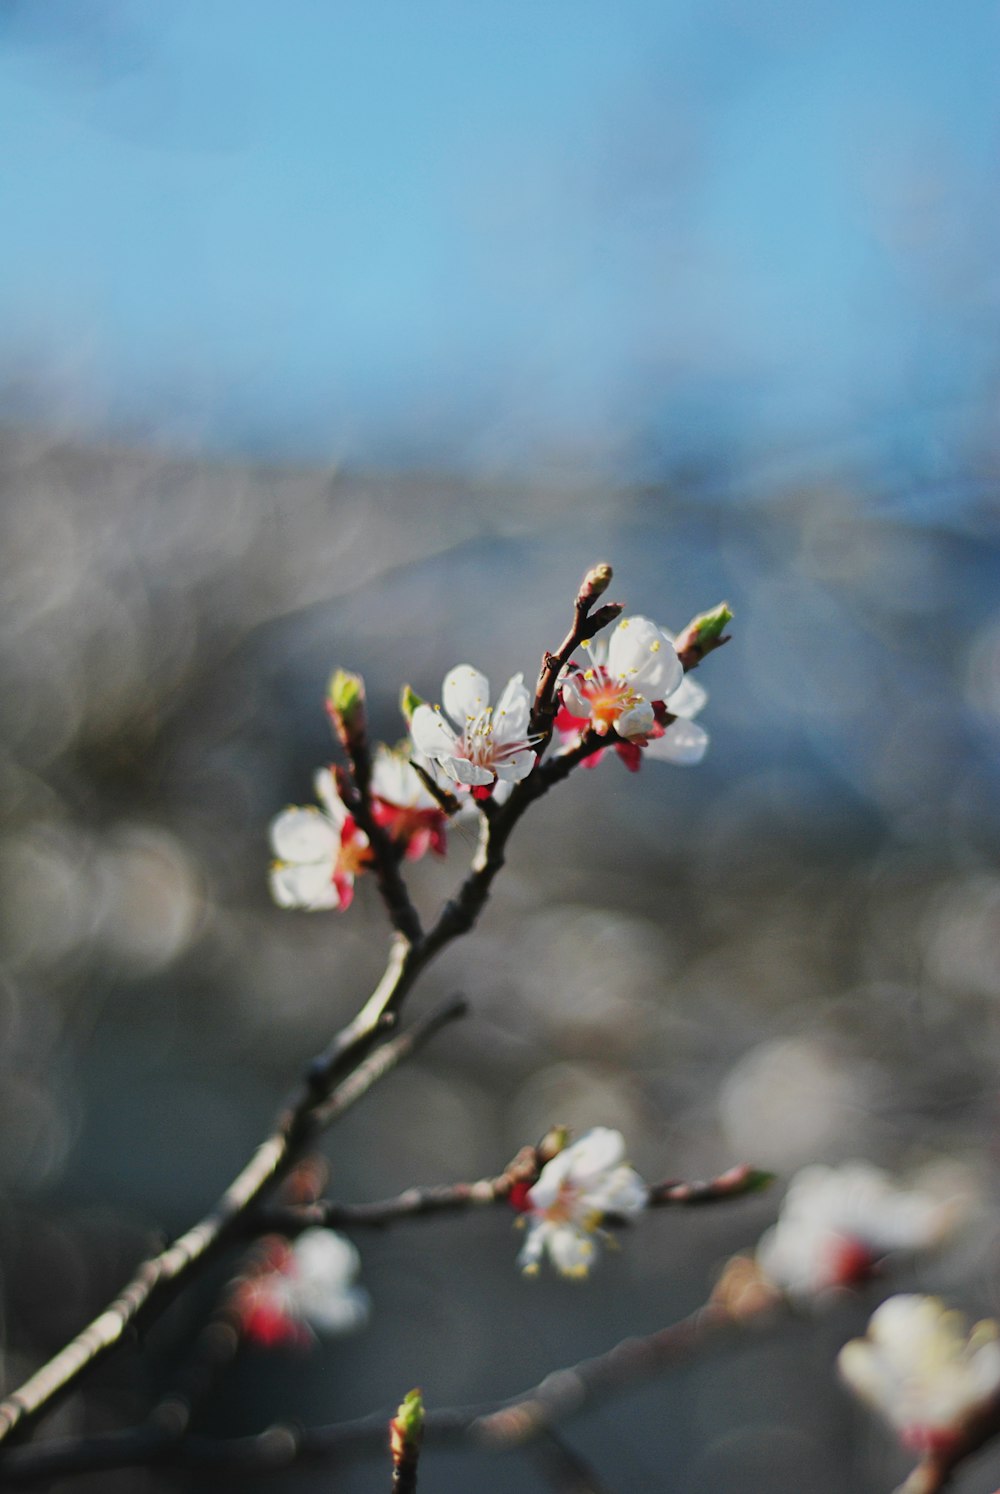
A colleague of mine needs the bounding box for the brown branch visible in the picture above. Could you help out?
[254,1160,766,1235]
[529,563,623,745]
[0,1295,782,1486]
[0,567,736,1465]
[647,1165,775,1208]
[0,996,466,1449]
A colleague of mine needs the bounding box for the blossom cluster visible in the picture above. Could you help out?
[268,610,711,913]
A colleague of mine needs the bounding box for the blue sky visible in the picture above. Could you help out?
[1,0,998,488]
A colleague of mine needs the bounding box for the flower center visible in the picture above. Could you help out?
[543,1181,580,1227]
[462,707,497,767]
[336,822,373,879]
[577,668,642,730]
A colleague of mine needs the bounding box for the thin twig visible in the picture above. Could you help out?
[0,1295,781,1486]
[254,1160,766,1235]
[0,996,466,1448]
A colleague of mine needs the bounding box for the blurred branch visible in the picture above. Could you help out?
[0,1293,782,1486]
[0,995,466,1449]
[533,1430,615,1494]
[0,564,735,1467]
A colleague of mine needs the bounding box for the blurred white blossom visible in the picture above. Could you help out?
[839,1295,1000,1458]
[237,1229,371,1345]
[756,1162,955,1298]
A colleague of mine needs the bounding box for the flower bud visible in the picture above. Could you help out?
[390,1389,424,1483]
[327,669,367,744]
[399,684,424,726]
[536,1124,570,1164]
[691,602,732,643]
[577,562,613,608]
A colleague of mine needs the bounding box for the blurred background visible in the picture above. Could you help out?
[1,2,999,1490]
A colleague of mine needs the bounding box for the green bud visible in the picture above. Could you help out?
[692,602,733,644]
[328,668,366,723]
[391,1389,425,1469]
[395,1389,424,1440]
[399,684,424,726]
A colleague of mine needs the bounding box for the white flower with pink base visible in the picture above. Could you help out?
[516,1127,648,1278]
[410,666,538,789]
[756,1163,953,1299]
[839,1295,1000,1461]
[269,768,370,911]
[236,1229,371,1346]
[558,615,708,769]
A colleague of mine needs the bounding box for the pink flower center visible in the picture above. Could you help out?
[575,668,642,733]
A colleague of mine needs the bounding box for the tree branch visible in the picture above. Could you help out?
[0,1294,781,1486]
[0,996,466,1448]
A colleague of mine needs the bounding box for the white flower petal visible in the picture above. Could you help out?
[615,699,655,741]
[492,750,537,783]
[547,1224,597,1278]
[313,768,348,826]
[269,861,339,910]
[303,1285,371,1335]
[664,674,707,719]
[565,1127,627,1181]
[410,705,458,760]
[494,673,531,738]
[446,756,494,786]
[293,1228,361,1286]
[270,806,339,864]
[443,665,491,725]
[644,719,709,765]
[607,617,682,696]
[560,676,589,719]
[518,1219,550,1272]
[587,1166,648,1217]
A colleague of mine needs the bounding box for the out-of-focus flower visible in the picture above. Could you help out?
[756,1162,955,1299]
[514,1127,648,1277]
[839,1295,1000,1458]
[409,666,538,789]
[269,768,371,910]
[557,615,708,769]
[369,745,448,859]
[235,1230,371,1346]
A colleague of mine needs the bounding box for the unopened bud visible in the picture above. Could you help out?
[399,684,424,726]
[328,668,366,728]
[691,602,733,645]
[390,1389,424,1480]
[674,602,733,667]
[536,1124,570,1164]
[578,562,613,608]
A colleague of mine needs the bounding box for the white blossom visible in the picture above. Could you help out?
[410,666,538,787]
[756,1162,954,1299]
[559,615,708,765]
[369,745,447,859]
[839,1295,1000,1457]
[269,768,369,911]
[238,1229,371,1345]
[518,1127,648,1278]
